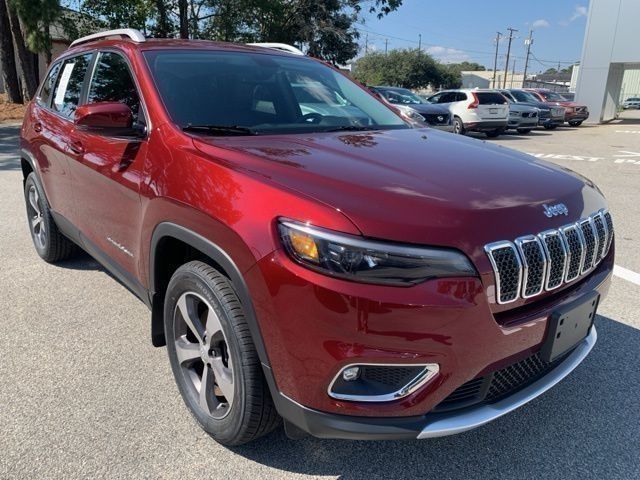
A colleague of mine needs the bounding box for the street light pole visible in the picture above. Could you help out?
[492,32,502,88]
[418,33,421,51]
[503,27,518,89]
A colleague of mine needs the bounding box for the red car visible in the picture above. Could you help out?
[525,88,589,126]
[20,29,613,445]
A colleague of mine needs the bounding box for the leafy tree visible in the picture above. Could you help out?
[10,0,60,63]
[80,0,155,34]
[352,49,443,89]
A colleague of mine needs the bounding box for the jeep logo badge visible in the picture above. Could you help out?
[543,203,569,217]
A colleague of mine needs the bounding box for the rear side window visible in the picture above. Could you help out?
[476,92,507,105]
[52,54,92,118]
[455,92,468,101]
[38,62,62,107]
[87,52,141,117]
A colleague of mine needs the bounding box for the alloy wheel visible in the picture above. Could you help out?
[27,185,46,249]
[173,291,234,419]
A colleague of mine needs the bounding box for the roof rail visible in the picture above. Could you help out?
[70,28,146,47]
[247,42,304,56]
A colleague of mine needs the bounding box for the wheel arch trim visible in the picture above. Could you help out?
[148,222,272,371]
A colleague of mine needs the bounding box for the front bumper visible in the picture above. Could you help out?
[245,243,612,439]
[507,116,539,129]
[267,326,597,440]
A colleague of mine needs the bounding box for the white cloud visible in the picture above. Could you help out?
[569,5,588,21]
[425,46,470,63]
[532,19,550,28]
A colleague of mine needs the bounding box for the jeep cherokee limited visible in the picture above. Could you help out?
[20,29,614,446]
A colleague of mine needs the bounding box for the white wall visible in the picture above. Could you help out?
[576,0,640,122]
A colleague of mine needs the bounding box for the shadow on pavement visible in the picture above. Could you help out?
[0,125,21,171]
[232,316,639,479]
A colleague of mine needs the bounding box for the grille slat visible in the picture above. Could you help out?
[540,231,567,290]
[486,210,612,304]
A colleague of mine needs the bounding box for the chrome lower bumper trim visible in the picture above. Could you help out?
[417,325,597,439]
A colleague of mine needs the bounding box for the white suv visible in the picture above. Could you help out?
[426,89,509,137]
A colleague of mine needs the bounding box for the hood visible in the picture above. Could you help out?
[408,104,450,115]
[192,128,606,264]
[508,103,538,113]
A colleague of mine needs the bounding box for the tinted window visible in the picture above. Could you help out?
[144,50,406,134]
[38,62,62,107]
[88,52,141,117]
[476,92,507,105]
[438,93,456,103]
[511,90,538,103]
[455,92,468,102]
[541,91,566,101]
[52,54,92,118]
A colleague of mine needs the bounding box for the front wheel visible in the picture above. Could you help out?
[164,261,280,446]
[453,117,465,135]
[517,128,532,134]
[543,124,558,130]
[485,129,503,138]
[568,120,583,127]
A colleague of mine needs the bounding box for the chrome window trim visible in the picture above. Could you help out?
[559,223,586,283]
[538,229,568,291]
[327,363,440,402]
[514,235,546,298]
[484,241,522,304]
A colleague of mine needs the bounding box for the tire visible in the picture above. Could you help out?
[24,172,76,263]
[543,124,558,130]
[516,128,532,134]
[568,121,583,127]
[485,129,502,138]
[164,260,280,446]
[453,116,465,135]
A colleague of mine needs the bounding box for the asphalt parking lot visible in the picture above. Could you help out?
[1,115,639,479]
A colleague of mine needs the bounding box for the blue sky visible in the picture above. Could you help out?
[358,0,590,72]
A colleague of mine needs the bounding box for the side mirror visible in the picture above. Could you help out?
[75,102,144,137]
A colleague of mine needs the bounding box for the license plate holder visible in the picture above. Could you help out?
[540,292,599,363]
[490,108,497,114]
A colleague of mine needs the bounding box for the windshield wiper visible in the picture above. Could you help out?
[322,125,377,133]
[182,124,257,135]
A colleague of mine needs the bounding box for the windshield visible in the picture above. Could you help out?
[541,91,567,101]
[511,90,539,103]
[143,50,407,134]
[379,88,424,105]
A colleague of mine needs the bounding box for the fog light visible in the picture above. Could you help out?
[342,366,360,381]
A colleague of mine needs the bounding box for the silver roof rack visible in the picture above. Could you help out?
[247,42,304,56]
[70,28,146,47]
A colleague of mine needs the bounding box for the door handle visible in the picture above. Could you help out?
[33,122,42,133]
[69,140,85,155]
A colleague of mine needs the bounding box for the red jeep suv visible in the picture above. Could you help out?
[20,29,614,445]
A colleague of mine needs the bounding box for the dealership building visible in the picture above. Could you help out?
[576,0,640,123]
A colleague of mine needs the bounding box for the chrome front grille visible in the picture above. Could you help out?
[485,209,613,304]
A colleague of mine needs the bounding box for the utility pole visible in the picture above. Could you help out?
[510,59,516,88]
[523,30,533,87]
[364,33,368,54]
[385,38,388,54]
[503,27,518,88]
[492,32,502,88]
[418,33,421,51]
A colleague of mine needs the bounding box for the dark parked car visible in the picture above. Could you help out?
[502,89,565,130]
[526,89,589,126]
[20,29,614,445]
[370,86,453,132]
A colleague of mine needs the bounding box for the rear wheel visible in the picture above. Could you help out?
[543,124,558,130]
[568,120,583,127]
[453,116,465,135]
[164,261,280,446]
[516,128,532,134]
[24,172,76,263]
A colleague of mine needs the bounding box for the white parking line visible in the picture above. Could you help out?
[614,265,640,286]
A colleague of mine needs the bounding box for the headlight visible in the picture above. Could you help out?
[396,105,425,122]
[278,221,477,286]
[509,110,520,117]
